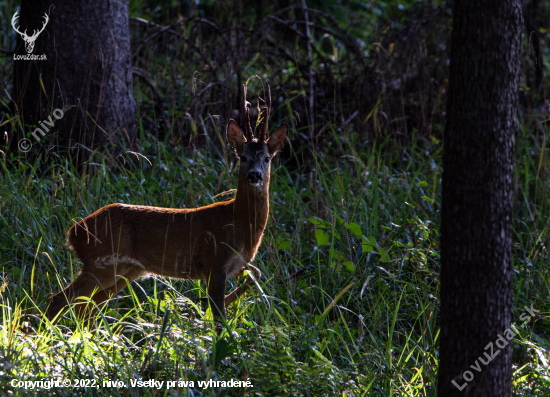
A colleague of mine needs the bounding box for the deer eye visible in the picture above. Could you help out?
[240,155,248,162]
[264,157,270,163]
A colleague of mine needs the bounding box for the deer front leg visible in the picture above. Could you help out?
[207,272,227,319]
[224,264,261,307]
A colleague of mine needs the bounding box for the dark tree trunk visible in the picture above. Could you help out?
[13,0,136,162]
[437,1,522,396]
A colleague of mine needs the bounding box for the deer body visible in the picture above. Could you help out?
[46,86,287,321]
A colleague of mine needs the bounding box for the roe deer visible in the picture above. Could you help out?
[46,85,288,321]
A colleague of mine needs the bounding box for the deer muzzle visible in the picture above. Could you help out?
[247,171,262,186]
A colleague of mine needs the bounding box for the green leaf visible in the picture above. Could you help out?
[378,247,390,261]
[343,260,356,272]
[362,243,374,253]
[315,229,330,246]
[345,222,363,238]
[418,181,428,187]
[361,236,376,252]
[308,218,332,229]
[277,238,290,250]
[308,217,331,229]
[335,216,345,225]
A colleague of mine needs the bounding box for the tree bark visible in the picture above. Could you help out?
[13,0,136,162]
[437,1,522,396]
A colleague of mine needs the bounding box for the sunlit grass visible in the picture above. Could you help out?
[0,117,549,395]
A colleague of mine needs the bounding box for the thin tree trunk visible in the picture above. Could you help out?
[12,0,136,163]
[301,0,314,140]
[437,1,522,396]
[523,0,544,100]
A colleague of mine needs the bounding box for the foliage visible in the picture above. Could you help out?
[0,110,548,394]
[0,119,443,395]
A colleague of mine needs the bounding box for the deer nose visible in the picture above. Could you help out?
[247,171,262,184]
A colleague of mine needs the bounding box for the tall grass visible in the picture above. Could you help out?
[0,112,548,395]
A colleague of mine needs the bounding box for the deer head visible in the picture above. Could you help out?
[227,85,288,187]
[12,11,49,54]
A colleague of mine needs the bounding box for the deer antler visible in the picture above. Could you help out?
[258,86,271,141]
[241,84,253,141]
[11,11,27,38]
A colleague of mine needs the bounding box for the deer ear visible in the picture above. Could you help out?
[267,125,288,155]
[227,120,247,155]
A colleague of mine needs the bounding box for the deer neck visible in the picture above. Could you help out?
[234,171,270,252]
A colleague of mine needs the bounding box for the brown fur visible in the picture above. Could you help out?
[46,117,287,321]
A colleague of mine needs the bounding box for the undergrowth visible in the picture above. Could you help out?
[0,117,548,396]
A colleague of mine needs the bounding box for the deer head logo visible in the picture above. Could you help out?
[11,11,49,54]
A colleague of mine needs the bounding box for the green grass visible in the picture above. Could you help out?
[0,118,548,396]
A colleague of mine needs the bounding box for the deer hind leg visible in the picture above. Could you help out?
[45,259,143,321]
[46,271,105,321]
[82,265,144,314]
[78,266,143,321]
[224,264,261,307]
